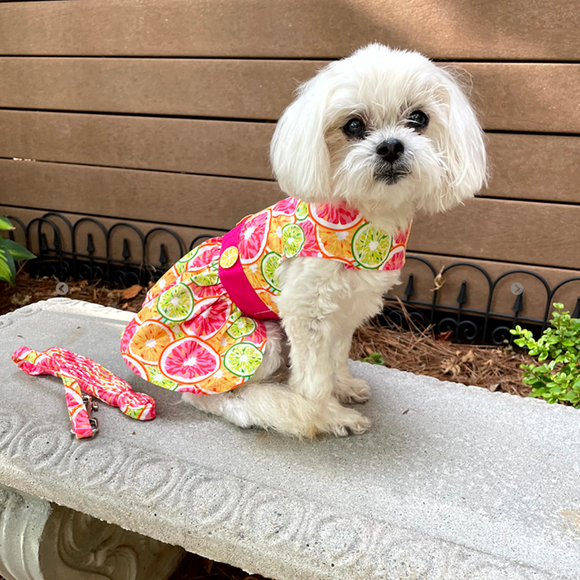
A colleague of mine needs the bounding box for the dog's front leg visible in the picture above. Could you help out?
[276,259,371,436]
[330,269,401,403]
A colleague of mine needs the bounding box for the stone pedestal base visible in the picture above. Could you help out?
[0,485,184,580]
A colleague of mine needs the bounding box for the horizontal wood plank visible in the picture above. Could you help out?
[0,58,315,120]
[410,198,580,270]
[0,110,275,180]
[4,204,578,322]
[0,159,285,231]
[1,111,579,201]
[0,159,578,269]
[484,133,580,203]
[0,0,578,61]
[0,59,579,132]
[389,254,580,322]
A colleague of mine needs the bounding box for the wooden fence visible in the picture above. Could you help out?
[0,0,578,325]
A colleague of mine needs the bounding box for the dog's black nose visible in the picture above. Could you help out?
[377,139,405,163]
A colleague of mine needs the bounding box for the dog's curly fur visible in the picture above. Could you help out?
[183,43,487,437]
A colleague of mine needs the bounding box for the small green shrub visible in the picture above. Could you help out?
[361,351,386,365]
[0,216,36,285]
[510,303,580,406]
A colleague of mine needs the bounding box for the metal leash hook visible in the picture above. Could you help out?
[70,395,99,439]
[70,395,100,438]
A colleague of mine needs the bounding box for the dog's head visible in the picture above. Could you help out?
[271,44,487,223]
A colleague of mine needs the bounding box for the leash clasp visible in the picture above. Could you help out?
[70,395,100,438]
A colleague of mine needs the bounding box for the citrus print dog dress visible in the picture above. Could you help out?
[121,197,411,395]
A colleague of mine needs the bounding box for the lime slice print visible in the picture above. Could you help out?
[282,224,305,258]
[192,270,219,287]
[177,247,198,264]
[226,316,257,339]
[147,367,181,391]
[295,201,309,221]
[157,282,195,322]
[261,252,282,290]
[352,224,392,269]
[223,343,263,377]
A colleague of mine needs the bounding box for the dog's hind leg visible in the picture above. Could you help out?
[181,311,366,437]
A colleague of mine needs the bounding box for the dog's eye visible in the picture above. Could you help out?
[406,110,429,131]
[343,118,366,139]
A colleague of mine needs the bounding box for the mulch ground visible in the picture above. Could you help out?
[0,273,535,580]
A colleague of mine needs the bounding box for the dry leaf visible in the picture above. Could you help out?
[461,350,475,363]
[435,330,453,342]
[122,284,143,300]
[203,559,214,573]
[440,358,461,377]
[10,294,32,306]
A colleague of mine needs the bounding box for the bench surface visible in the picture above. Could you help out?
[0,298,579,580]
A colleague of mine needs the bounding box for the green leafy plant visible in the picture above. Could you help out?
[361,351,386,365]
[510,303,580,406]
[0,216,36,285]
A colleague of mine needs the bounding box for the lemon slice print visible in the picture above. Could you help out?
[261,252,282,291]
[157,282,195,322]
[352,224,392,269]
[220,246,239,269]
[226,316,257,339]
[223,343,263,377]
[282,223,305,258]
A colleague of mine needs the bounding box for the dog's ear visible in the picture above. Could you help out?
[435,67,488,209]
[270,65,335,202]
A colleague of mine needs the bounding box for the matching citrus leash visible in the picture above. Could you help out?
[12,346,156,439]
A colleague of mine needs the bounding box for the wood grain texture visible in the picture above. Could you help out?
[484,133,580,203]
[1,111,579,201]
[0,58,579,132]
[1,159,578,269]
[410,198,580,270]
[0,110,275,179]
[0,0,578,61]
[390,253,580,321]
[0,159,285,231]
[0,57,315,120]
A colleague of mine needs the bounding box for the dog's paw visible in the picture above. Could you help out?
[323,405,371,437]
[334,377,371,404]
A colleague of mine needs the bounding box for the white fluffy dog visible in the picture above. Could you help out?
[183,43,487,437]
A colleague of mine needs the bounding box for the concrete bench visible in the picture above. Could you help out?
[0,298,579,580]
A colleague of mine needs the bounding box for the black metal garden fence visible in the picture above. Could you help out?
[6,211,580,346]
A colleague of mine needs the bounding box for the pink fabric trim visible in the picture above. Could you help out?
[219,223,280,321]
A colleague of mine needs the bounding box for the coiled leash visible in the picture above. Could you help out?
[12,346,156,439]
